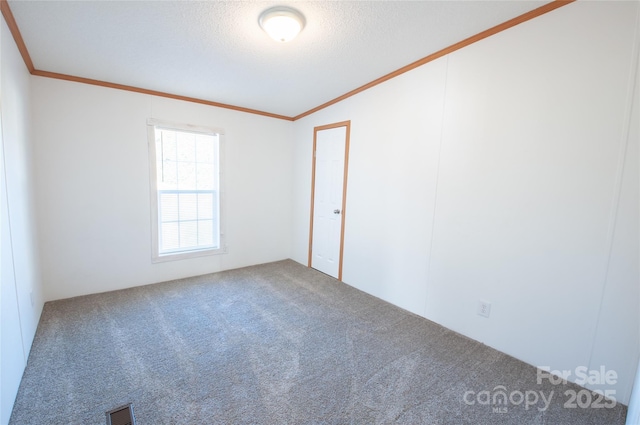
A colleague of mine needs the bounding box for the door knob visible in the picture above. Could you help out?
[333,209,341,214]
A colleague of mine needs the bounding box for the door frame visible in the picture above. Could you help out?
[308,120,351,280]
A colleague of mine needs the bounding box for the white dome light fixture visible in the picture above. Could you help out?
[259,6,305,43]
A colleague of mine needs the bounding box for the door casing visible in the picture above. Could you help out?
[308,120,351,280]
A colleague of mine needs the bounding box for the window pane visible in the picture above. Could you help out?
[179,193,198,221]
[179,221,198,248]
[158,159,177,189]
[176,132,196,162]
[195,135,215,163]
[161,222,180,251]
[198,219,214,246]
[198,193,214,219]
[160,193,179,222]
[160,131,177,162]
[196,164,215,190]
[177,162,197,190]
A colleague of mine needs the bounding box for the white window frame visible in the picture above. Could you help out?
[147,118,226,263]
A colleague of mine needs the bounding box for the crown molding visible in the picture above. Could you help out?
[1,0,575,122]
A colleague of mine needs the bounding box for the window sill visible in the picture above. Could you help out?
[152,245,228,263]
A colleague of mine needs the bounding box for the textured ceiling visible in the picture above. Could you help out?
[8,0,549,118]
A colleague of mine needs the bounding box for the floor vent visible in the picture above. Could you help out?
[106,403,136,425]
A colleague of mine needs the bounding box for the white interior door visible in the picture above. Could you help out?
[310,124,349,279]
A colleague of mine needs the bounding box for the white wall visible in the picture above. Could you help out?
[595,14,639,410]
[0,18,44,425]
[292,1,639,405]
[624,26,640,425]
[293,57,448,316]
[629,358,640,424]
[31,79,293,301]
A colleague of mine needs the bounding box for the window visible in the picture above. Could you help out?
[148,120,224,261]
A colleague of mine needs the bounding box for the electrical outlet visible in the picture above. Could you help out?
[478,300,491,318]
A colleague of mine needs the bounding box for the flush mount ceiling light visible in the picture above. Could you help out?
[259,6,305,42]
